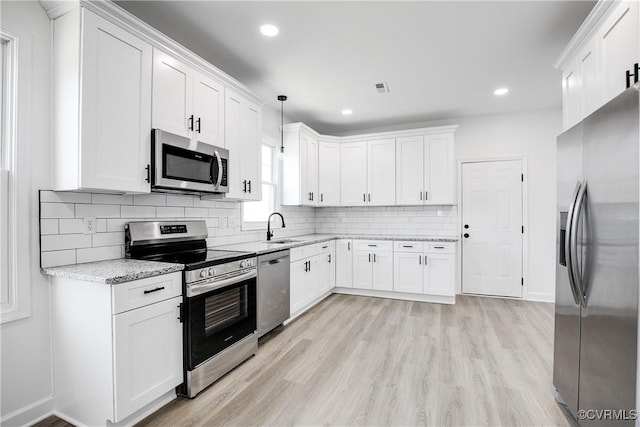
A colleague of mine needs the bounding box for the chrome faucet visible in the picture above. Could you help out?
[266,212,286,241]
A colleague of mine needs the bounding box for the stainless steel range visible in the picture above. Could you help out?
[125,220,257,398]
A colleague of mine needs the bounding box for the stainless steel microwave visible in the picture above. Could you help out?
[151,129,229,194]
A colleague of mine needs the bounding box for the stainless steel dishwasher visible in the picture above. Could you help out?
[257,249,290,337]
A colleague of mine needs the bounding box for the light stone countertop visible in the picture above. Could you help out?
[42,259,185,284]
[213,233,458,255]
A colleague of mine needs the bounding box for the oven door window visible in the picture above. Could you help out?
[163,144,214,184]
[187,278,256,368]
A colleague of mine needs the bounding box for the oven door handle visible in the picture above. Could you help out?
[187,269,257,297]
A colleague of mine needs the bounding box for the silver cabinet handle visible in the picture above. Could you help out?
[425,190,428,200]
[419,255,421,265]
[369,253,371,262]
[565,181,583,306]
[363,193,366,202]
[433,246,445,249]
[403,245,414,248]
[424,255,428,265]
[373,253,376,262]
[420,191,422,200]
[368,193,371,202]
[348,242,350,251]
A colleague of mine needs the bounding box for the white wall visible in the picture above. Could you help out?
[1,2,55,425]
[338,108,562,301]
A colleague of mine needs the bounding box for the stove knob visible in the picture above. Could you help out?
[240,260,247,269]
[208,268,215,276]
[199,270,207,278]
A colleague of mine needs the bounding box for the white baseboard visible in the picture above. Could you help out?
[333,287,455,305]
[1,396,54,427]
[525,292,555,303]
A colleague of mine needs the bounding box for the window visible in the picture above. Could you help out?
[242,141,278,228]
[1,29,26,322]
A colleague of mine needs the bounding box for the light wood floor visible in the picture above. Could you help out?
[36,294,569,427]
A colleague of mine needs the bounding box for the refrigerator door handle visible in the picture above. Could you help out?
[565,181,583,305]
[571,180,589,308]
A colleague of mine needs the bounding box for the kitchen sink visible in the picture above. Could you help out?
[266,239,303,244]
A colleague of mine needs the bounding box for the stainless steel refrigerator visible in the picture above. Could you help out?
[554,84,639,426]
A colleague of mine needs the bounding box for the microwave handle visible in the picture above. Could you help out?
[214,150,223,188]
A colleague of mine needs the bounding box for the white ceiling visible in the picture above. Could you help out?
[116,1,595,134]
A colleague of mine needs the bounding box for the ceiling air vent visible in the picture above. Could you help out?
[375,82,390,93]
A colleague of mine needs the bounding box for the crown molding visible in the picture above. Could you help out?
[284,122,458,143]
[554,0,618,70]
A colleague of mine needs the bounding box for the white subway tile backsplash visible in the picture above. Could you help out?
[41,250,76,268]
[41,234,92,251]
[166,195,194,207]
[92,232,125,247]
[76,204,120,218]
[92,193,134,205]
[40,190,91,204]
[185,207,208,218]
[97,219,107,233]
[157,207,186,218]
[40,219,59,235]
[134,194,167,206]
[41,203,75,219]
[58,219,84,234]
[76,246,121,263]
[121,205,156,218]
[107,218,131,233]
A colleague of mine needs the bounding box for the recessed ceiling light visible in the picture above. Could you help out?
[494,87,509,96]
[341,109,353,115]
[260,24,279,37]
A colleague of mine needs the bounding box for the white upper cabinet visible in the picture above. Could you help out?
[223,89,262,201]
[282,124,319,206]
[53,7,152,193]
[318,140,341,206]
[367,139,396,206]
[557,1,639,130]
[152,49,225,146]
[599,1,639,103]
[396,132,455,205]
[340,142,368,206]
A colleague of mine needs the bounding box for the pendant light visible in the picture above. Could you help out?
[278,95,287,160]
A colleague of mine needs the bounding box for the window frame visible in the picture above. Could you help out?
[241,136,281,231]
[0,28,30,323]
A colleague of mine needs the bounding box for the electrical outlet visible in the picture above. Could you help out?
[84,217,97,235]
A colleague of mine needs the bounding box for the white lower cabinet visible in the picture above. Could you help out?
[52,272,183,426]
[353,241,393,291]
[289,243,334,317]
[336,239,353,287]
[393,241,455,297]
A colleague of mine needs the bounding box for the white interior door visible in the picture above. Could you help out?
[461,160,523,298]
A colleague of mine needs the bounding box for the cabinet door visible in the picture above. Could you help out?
[329,241,336,289]
[80,10,152,193]
[424,253,455,296]
[152,49,192,138]
[371,251,393,291]
[562,58,582,130]
[336,240,353,288]
[425,134,454,204]
[318,141,341,206]
[290,259,308,315]
[224,89,243,199]
[396,136,424,205]
[193,72,225,147]
[306,257,320,303]
[367,139,396,205]
[340,142,368,206]
[241,99,262,201]
[352,250,373,289]
[393,252,424,294]
[301,134,319,206]
[579,38,602,118]
[113,296,183,422]
[316,253,331,296]
[599,1,639,103]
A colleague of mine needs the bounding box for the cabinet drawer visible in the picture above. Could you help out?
[354,240,393,252]
[112,272,182,314]
[317,241,332,253]
[426,242,455,254]
[393,241,424,253]
[290,243,322,261]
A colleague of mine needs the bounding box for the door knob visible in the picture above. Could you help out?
[464,233,470,238]
[464,224,469,229]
